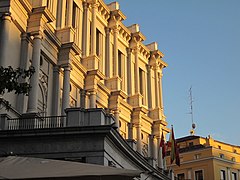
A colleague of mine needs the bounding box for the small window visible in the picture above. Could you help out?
[119,120,122,128]
[189,142,194,147]
[141,133,144,140]
[177,173,185,180]
[220,170,226,180]
[220,154,224,159]
[195,170,203,180]
[194,154,201,160]
[231,157,236,162]
[218,145,221,149]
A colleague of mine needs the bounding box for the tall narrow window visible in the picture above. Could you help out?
[232,172,237,180]
[220,170,226,180]
[195,170,203,180]
[72,2,77,28]
[118,50,122,77]
[64,1,68,27]
[139,68,143,95]
[96,29,100,56]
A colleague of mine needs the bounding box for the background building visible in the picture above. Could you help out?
[166,135,240,180]
[0,0,170,179]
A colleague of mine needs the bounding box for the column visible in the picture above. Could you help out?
[56,0,66,28]
[105,27,111,77]
[148,135,154,165]
[61,64,71,115]
[187,169,192,180]
[16,33,30,113]
[0,13,12,67]
[80,89,87,108]
[136,123,142,153]
[127,48,133,95]
[89,90,96,108]
[51,66,60,116]
[82,2,89,57]
[66,0,73,27]
[134,48,139,93]
[153,136,158,168]
[90,2,98,55]
[156,135,163,168]
[113,26,119,76]
[154,68,160,107]
[227,168,231,180]
[114,110,120,131]
[128,123,133,139]
[27,34,42,113]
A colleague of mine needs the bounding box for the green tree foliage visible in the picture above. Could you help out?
[0,66,35,109]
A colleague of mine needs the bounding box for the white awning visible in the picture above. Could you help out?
[0,156,142,180]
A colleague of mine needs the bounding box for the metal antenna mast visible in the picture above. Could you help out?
[189,86,196,135]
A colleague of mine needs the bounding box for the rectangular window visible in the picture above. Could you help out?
[220,170,226,180]
[195,170,203,180]
[72,2,77,28]
[232,172,237,180]
[220,154,224,159]
[118,50,122,77]
[139,68,143,94]
[96,29,101,57]
[177,173,185,180]
[189,142,194,147]
[194,154,201,160]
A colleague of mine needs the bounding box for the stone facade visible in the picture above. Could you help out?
[0,0,169,174]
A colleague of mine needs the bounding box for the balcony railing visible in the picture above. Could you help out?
[0,108,114,131]
[7,116,66,130]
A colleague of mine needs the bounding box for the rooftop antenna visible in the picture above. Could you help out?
[189,86,196,135]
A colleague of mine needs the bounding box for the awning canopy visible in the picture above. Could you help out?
[0,156,142,180]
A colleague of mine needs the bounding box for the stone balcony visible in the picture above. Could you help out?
[0,108,115,131]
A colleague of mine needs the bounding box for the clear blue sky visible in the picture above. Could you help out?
[105,0,240,145]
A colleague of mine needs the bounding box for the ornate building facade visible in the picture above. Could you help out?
[0,0,170,179]
[166,135,240,180]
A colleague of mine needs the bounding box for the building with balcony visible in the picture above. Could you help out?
[166,135,240,180]
[0,0,170,179]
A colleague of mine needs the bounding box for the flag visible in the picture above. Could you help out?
[175,144,180,166]
[160,131,166,159]
[168,126,180,166]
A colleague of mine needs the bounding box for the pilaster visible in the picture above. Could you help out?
[105,27,111,78]
[90,1,99,56]
[84,69,105,108]
[82,2,90,57]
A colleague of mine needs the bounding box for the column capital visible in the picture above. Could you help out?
[89,89,97,95]
[105,27,112,34]
[127,47,133,54]
[31,31,44,40]
[83,1,90,9]
[20,32,31,41]
[61,63,72,70]
[53,65,61,72]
